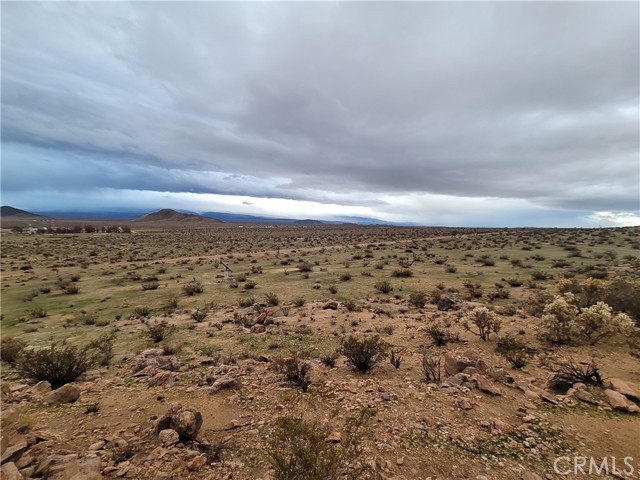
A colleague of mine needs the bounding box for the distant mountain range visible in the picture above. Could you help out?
[3,205,408,226]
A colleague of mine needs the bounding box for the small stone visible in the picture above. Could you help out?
[88,440,106,451]
[522,471,543,480]
[158,429,179,446]
[474,374,502,395]
[209,376,241,394]
[456,398,473,410]
[326,432,342,443]
[605,378,640,401]
[187,454,207,471]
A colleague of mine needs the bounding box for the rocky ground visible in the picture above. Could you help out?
[2,299,639,480]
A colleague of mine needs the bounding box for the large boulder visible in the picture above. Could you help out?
[604,389,639,413]
[154,404,203,441]
[605,378,640,401]
[43,384,81,404]
[444,350,487,377]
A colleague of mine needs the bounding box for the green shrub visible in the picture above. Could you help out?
[141,281,160,290]
[374,280,393,294]
[462,307,502,341]
[238,296,255,308]
[339,272,352,282]
[265,292,280,306]
[65,285,80,295]
[133,306,151,318]
[143,320,178,343]
[391,269,412,278]
[266,409,374,480]
[16,343,94,388]
[409,291,427,308]
[340,335,389,373]
[277,356,312,392]
[191,309,208,322]
[292,297,306,307]
[183,281,204,296]
[1,337,27,364]
[85,331,117,366]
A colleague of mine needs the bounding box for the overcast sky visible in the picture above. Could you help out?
[2,2,638,226]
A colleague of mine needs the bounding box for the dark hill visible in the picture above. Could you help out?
[1,206,45,218]
[131,209,223,225]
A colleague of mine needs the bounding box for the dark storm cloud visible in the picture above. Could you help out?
[1,2,638,222]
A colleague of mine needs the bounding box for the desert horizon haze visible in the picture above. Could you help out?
[1,2,639,226]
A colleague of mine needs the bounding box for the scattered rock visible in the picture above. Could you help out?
[1,442,28,465]
[573,389,597,404]
[155,404,203,440]
[605,378,640,401]
[187,454,207,471]
[323,301,338,310]
[326,432,342,443]
[604,389,640,413]
[437,297,455,311]
[444,350,487,376]
[1,462,23,480]
[456,398,473,410]
[132,355,180,376]
[43,384,81,404]
[474,374,502,396]
[158,429,179,447]
[250,324,266,334]
[148,371,175,388]
[88,440,106,451]
[209,376,241,394]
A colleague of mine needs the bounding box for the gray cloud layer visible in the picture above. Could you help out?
[2,2,638,223]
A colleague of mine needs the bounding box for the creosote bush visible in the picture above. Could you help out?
[16,343,94,388]
[266,408,375,480]
[276,355,312,392]
[85,331,117,366]
[374,280,393,294]
[265,292,280,306]
[340,335,389,373]
[144,320,178,343]
[1,337,27,364]
[409,291,427,308]
[183,280,204,296]
[462,307,502,341]
[420,349,441,383]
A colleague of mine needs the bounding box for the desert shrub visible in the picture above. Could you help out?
[340,335,389,373]
[183,281,204,296]
[391,269,413,278]
[576,302,635,345]
[344,300,361,312]
[538,293,578,344]
[141,281,160,290]
[340,272,352,282]
[28,306,47,318]
[133,306,151,318]
[244,280,257,290]
[604,279,640,321]
[409,291,427,308]
[380,325,394,335]
[389,349,403,369]
[16,343,94,388]
[327,284,338,294]
[238,296,255,308]
[487,289,510,301]
[191,309,208,322]
[1,337,27,364]
[548,359,602,393]
[265,292,280,306]
[143,320,178,343]
[374,280,393,294]
[462,307,502,341]
[506,277,523,287]
[85,331,117,366]
[445,264,457,273]
[266,408,374,480]
[531,270,550,281]
[427,324,460,346]
[557,278,606,309]
[420,349,441,383]
[65,285,80,295]
[235,273,247,283]
[292,296,306,307]
[521,291,553,317]
[298,262,314,273]
[277,356,312,392]
[321,352,338,368]
[496,334,528,369]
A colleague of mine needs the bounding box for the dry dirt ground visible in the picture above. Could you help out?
[1,225,639,480]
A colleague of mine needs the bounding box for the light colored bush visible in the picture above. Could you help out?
[463,306,502,341]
